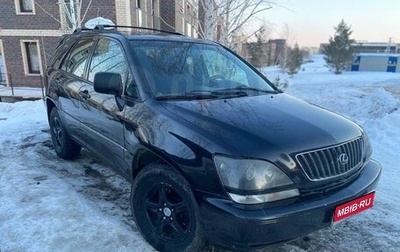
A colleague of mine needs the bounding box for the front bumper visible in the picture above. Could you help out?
[197,159,381,250]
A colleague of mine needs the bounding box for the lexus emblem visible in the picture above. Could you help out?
[338,153,349,165]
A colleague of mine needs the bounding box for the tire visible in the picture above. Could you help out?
[49,108,81,160]
[131,164,205,252]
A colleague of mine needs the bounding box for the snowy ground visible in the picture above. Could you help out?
[0,87,44,98]
[1,55,399,252]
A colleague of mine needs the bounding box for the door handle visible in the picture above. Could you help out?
[79,90,91,99]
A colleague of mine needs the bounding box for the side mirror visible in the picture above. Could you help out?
[94,72,122,96]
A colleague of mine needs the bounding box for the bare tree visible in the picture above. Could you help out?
[277,23,296,70]
[218,0,275,46]
[176,0,276,48]
[34,0,93,32]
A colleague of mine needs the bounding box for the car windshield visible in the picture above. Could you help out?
[129,40,278,99]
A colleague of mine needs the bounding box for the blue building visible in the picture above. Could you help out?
[351,54,400,73]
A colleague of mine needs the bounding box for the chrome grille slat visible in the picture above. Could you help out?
[325,148,335,176]
[345,143,352,168]
[351,141,356,167]
[338,145,346,173]
[314,151,327,178]
[309,153,321,178]
[320,150,330,177]
[296,138,363,181]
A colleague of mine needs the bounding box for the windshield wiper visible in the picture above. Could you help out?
[211,89,248,97]
[155,90,219,100]
[155,87,264,101]
[216,86,279,94]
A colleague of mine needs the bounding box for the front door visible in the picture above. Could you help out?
[78,37,131,175]
[56,37,94,139]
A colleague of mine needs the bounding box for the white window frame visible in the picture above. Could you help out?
[151,0,160,29]
[14,0,36,15]
[20,40,43,76]
[137,0,147,27]
[0,40,9,86]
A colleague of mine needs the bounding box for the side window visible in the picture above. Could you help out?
[203,50,249,86]
[88,38,130,86]
[62,38,94,78]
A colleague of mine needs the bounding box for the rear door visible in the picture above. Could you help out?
[54,37,95,140]
[78,37,131,174]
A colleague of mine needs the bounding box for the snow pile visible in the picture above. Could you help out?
[358,87,398,119]
[85,17,115,29]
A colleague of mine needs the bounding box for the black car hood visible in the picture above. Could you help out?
[161,94,362,159]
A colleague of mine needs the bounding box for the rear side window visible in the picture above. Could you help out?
[50,36,77,69]
[61,38,94,78]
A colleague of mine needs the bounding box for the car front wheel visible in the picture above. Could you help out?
[131,164,205,252]
[49,108,81,160]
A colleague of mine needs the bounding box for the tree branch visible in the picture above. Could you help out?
[34,1,62,25]
[80,0,93,27]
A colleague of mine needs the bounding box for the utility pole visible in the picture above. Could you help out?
[385,37,392,53]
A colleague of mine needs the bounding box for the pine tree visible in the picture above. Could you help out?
[286,44,303,75]
[322,20,355,74]
[247,26,268,68]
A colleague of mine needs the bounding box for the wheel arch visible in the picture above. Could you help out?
[45,97,57,122]
[131,148,185,182]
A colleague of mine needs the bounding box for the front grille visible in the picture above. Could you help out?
[295,138,363,181]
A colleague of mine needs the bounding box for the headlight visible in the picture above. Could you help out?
[362,131,372,161]
[214,155,299,204]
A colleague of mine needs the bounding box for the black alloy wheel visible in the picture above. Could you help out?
[131,164,205,252]
[49,108,81,159]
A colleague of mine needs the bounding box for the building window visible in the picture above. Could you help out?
[21,41,41,75]
[137,0,147,27]
[152,0,160,29]
[0,40,8,86]
[185,4,192,36]
[20,0,33,12]
[15,0,35,14]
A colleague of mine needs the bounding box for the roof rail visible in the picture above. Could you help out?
[94,25,184,36]
[73,27,94,33]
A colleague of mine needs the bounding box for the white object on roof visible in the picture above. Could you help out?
[85,17,115,29]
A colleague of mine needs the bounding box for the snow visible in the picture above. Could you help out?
[1,55,400,251]
[0,102,154,251]
[0,86,43,98]
[85,17,115,29]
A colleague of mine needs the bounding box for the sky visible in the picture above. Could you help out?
[254,0,400,47]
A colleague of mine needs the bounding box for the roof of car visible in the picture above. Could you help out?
[127,34,216,44]
[70,25,216,45]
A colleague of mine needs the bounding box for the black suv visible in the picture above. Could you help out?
[45,25,381,252]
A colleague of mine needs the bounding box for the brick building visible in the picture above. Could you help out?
[236,38,287,67]
[0,0,199,88]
